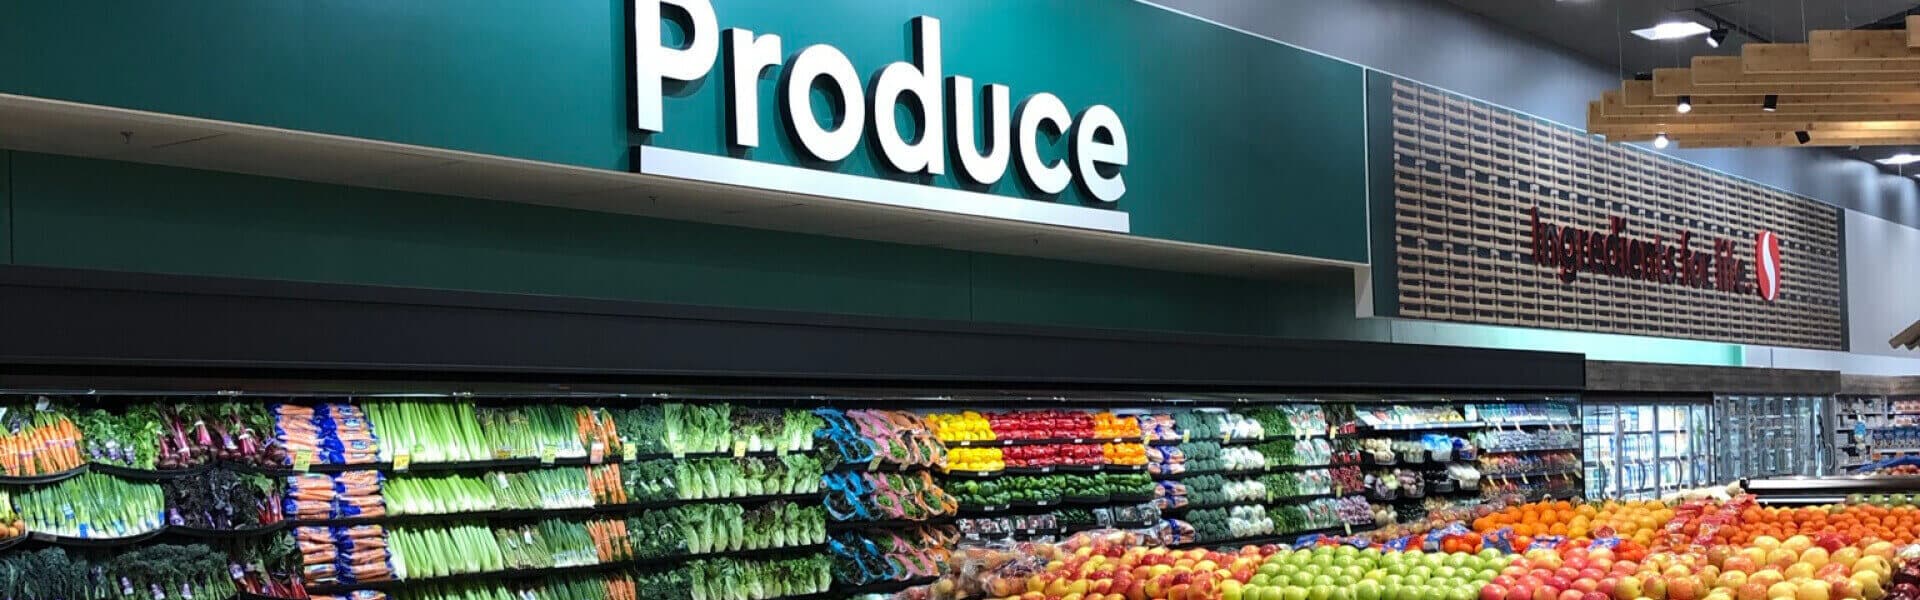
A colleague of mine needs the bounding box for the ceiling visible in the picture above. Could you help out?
[1443,0,1920,78]
[1444,0,1920,171]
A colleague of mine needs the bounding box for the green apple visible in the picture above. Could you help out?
[1436,566,1458,579]
[1260,564,1283,576]
[1331,587,1354,600]
[1422,585,1447,600]
[1385,574,1406,588]
[1263,588,1290,600]
[1284,586,1310,600]
[1356,580,1384,600]
[1337,546,1360,558]
[1251,574,1272,586]
[1314,575,1335,587]
[1309,585,1333,600]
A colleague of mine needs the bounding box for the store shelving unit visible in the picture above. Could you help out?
[1717,394,1829,480]
[1830,394,1920,473]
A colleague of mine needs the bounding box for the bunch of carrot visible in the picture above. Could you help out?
[576,407,620,457]
[0,409,84,477]
[585,518,632,563]
[587,463,626,505]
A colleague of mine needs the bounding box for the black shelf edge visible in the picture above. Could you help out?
[828,516,956,530]
[1478,446,1581,455]
[945,437,1147,447]
[291,492,821,527]
[1169,522,1378,549]
[246,448,808,476]
[90,462,213,480]
[25,527,168,548]
[166,522,293,539]
[831,575,940,597]
[303,542,832,595]
[0,464,89,485]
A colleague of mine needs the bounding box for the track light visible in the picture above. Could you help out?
[1874,153,1920,166]
[1794,131,1810,145]
[1654,133,1671,149]
[1632,21,1711,41]
[1706,27,1730,48]
[1676,96,1692,114]
[1763,94,1778,112]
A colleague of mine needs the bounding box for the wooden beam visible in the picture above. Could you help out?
[1910,16,1920,49]
[1618,79,1920,106]
[1589,118,1920,135]
[1809,29,1920,61]
[1600,95,1920,118]
[1695,56,1920,84]
[1602,131,1920,148]
[1655,68,1920,95]
[1742,43,1920,73]
[1593,99,1920,124]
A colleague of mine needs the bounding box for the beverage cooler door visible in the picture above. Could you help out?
[1583,404,1618,499]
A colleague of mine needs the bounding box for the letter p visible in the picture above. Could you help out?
[635,0,719,132]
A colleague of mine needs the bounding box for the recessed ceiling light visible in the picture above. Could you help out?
[1653,133,1671,149]
[1676,96,1692,113]
[1875,153,1920,166]
[1632,21,1712,41]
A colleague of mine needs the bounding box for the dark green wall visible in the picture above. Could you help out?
[0,152,10,264]
[0,0,1370,262]
[4,152,1364,336]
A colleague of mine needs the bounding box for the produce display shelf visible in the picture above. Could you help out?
[302,542,831,595]
[1478,445,1580,455]
[1362,421,1484,431]
[825,575,941,598]
[0,464,90,485]
[828,516,956,530]
[241,449,803,476]
[944,436,1146,447]
[293,492,821,526]
[1481,419,1579,428]
[0,535,21,552]
[166,522,293,539]
[833,461,935,473]
[944,463,1148,477]
[1150,467,1267,479]
[90,462,215,480]
[1168,522,1378,550]
[24,527,168,548]
[1483,467,1582,480]
[1062,519,1158,533]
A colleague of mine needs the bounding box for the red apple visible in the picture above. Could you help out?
[1573,579,1601,594]
[1669,576,1702,600]
[1598,578,1618,597]
[1616,576,1645,600]
[1509,585,1536,600]
[1581,569,1608,582]
[1485,585,1512,600]
[1583,593,1609,600]
[1561,590,1587,600]
[1735,583,1768,600]
[1537,586,1565,600]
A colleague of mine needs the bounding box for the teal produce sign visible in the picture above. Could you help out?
[0,0,1371,262]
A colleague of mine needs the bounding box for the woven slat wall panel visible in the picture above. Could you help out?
[1386,78,1844,350]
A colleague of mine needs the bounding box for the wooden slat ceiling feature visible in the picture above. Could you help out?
[1614,81,1920,108]
[1742,44,1920,73]
[1589,20,1920,148]
[1606,131,1920,148]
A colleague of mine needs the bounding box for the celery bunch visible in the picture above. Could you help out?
[364,401,490,463]
[387,521,507,579]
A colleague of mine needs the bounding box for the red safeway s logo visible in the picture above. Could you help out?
[1754,230,1781,302]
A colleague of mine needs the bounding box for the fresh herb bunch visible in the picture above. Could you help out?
[76,405,163,470]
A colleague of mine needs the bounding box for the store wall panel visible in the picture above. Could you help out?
[0,1,1371,262]
[0,150,9,265]
[1844,210,1920,358]
[1368,74,1846,350]
[7,152,1336,337]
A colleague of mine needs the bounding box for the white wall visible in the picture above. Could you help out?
[1846,210,1920,359]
